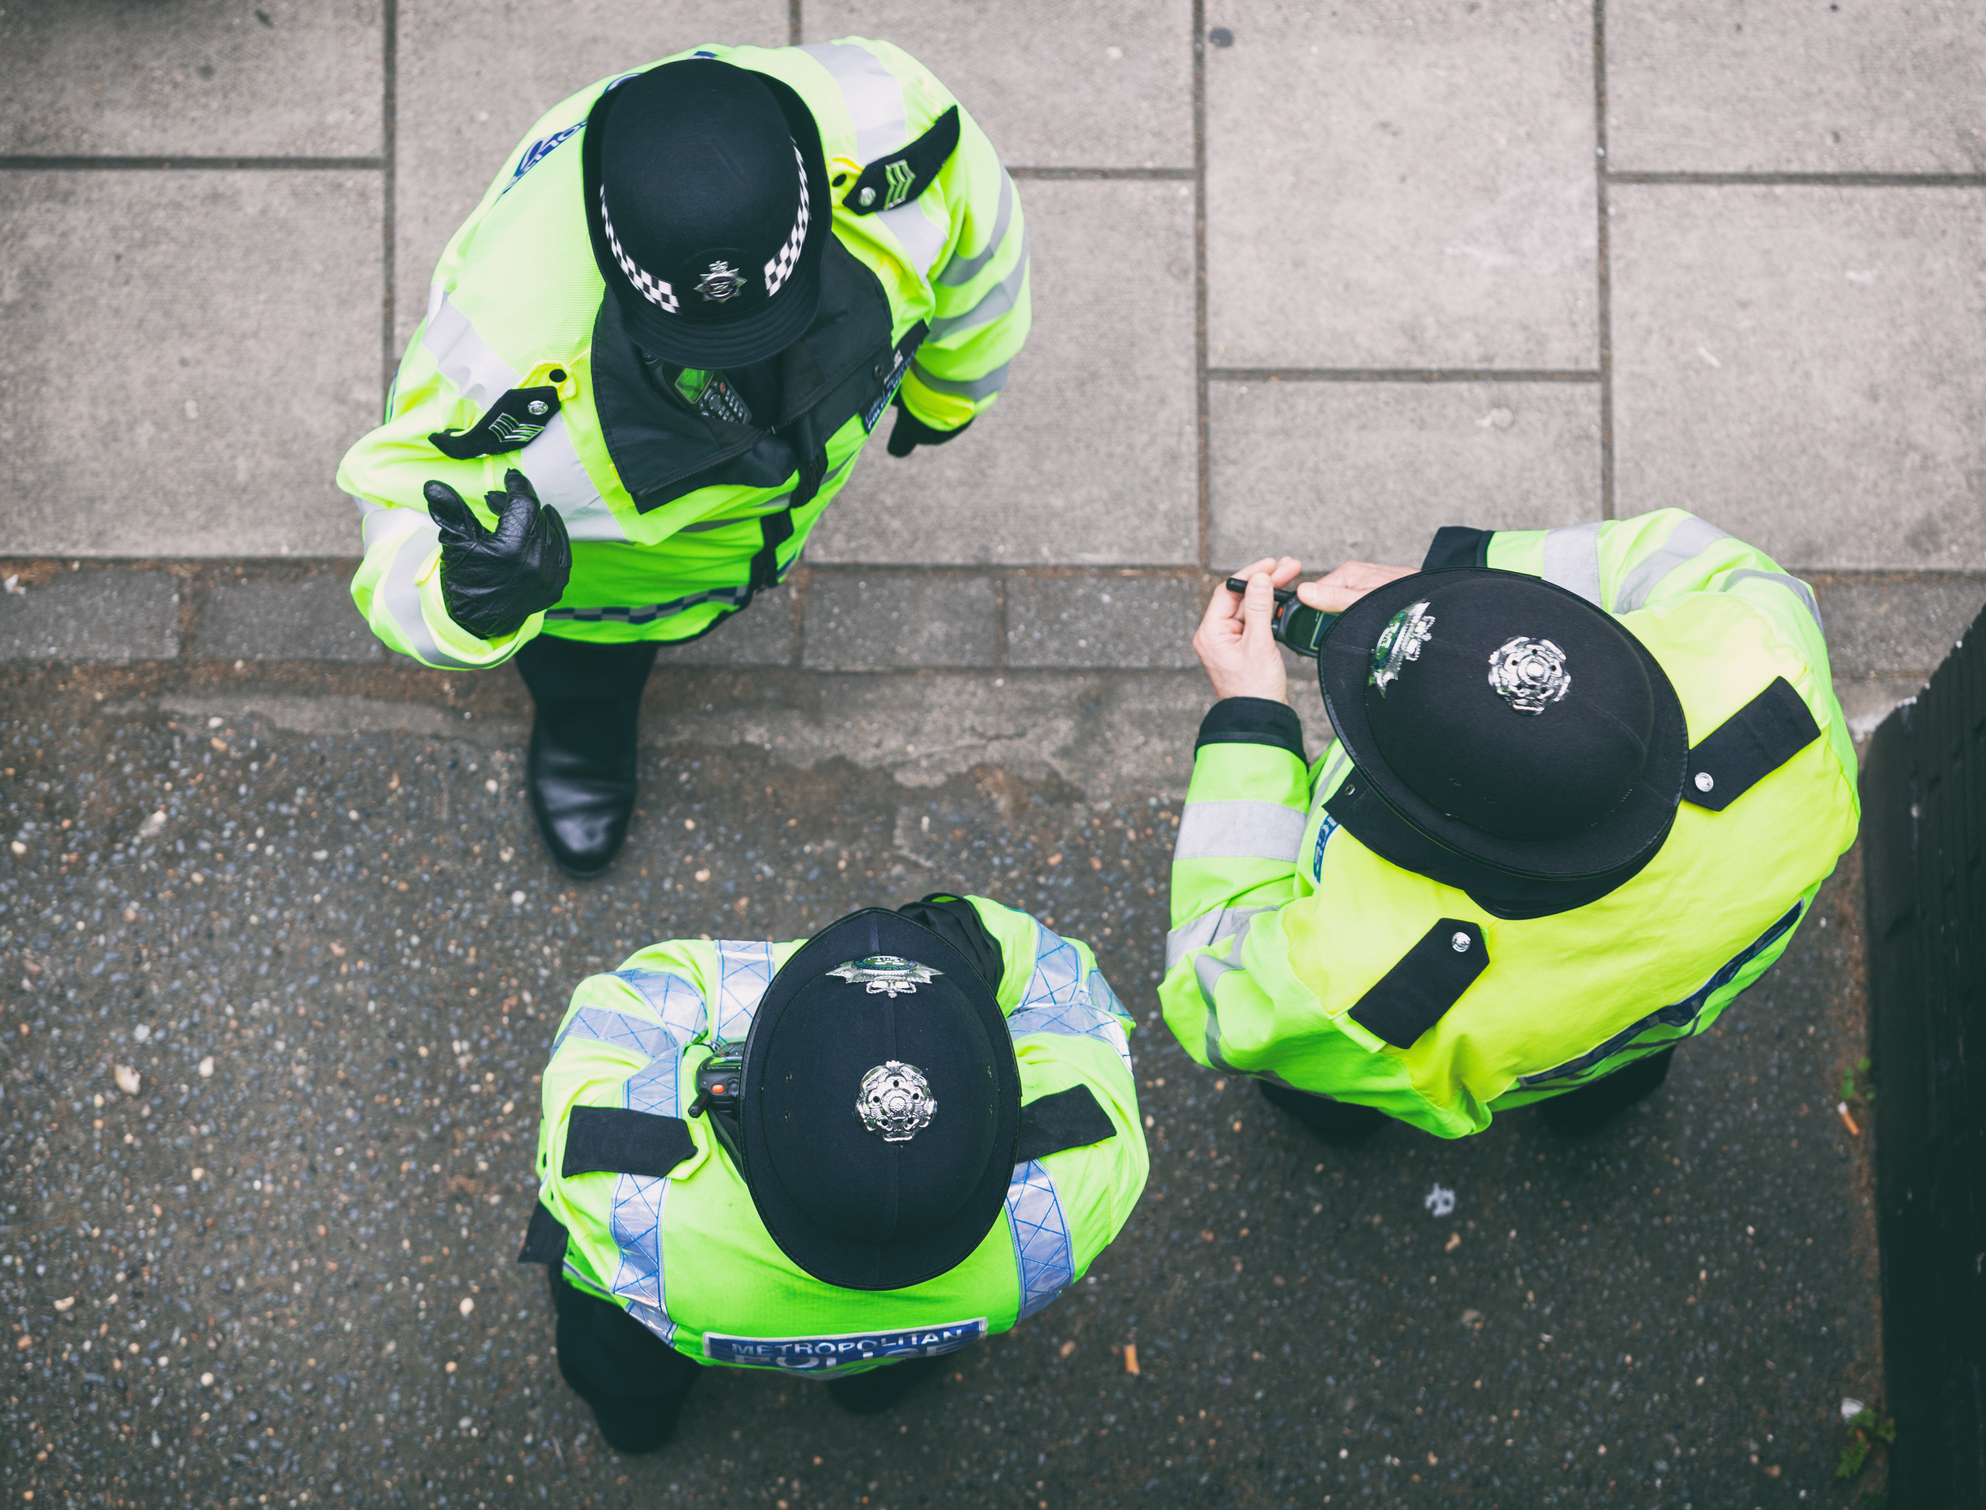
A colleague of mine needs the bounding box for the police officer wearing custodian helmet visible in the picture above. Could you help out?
[1162,511,1859,1140]
[338,42,1029,875]
[519,894,1145,1449]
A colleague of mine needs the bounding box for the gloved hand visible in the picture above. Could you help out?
[885,394,972,458]
[423,469,571,640]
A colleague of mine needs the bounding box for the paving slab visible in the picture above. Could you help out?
[800,573,998,669]
[1205,0,1597,370]
[809,178,1199,566]
[0,170,379,559]
[190,571,380,662]
[0,571,178,661]
[1004,574,1199,669]
[0,679,1883,1508]
[805,0,1194,169]
[0,0,380,158]
[1607,1,1986,173]
[650,585,797,667]
[1209,379,1600,572]
[392,0,788,350]
[1611,185,1986,571]
[1815,578,1986,678]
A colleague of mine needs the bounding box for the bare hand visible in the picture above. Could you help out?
[1294,560,1417,613]
[1193,557,1302,704]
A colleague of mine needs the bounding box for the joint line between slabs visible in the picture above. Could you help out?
[381,0,399,407]
[1594,0,1614,522]
[1208,369,1600,384]
[1192,0,1211,575]
[0,157,381,171]
[788,0,802,47]
[1607,171,1986,187]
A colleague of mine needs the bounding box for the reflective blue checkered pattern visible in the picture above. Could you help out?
[715,939,776,1042]
[1005,922,1134,1074]
[612,969,709,1116]
[1003,1159,1074,1321]
[551,1005,676,1065]
[608,1174,676,1344]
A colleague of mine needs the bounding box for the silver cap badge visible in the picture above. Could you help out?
[826,955,941,998]
[856,1061,937,1142]
[695,259,747,302]
[1369,600,1435,696]
[1487,636,1571,714]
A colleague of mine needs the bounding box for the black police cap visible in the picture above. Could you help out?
[581,59,831,368]
[737,908,1021,1292]
[1319,569,1687,887]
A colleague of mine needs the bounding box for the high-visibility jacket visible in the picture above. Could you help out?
[337,40,1029,671]
[528,898,1145,1374]
[1160,510,1860,1139]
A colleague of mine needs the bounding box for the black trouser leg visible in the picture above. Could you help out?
[1256,1078,1389,1144]
[515,635,659,876]
[1539,1046,1677,1135]
[822,1352,948,1416]
[548,1272,702,1454]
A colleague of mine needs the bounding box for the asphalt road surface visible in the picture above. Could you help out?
[2,671,1883,1508]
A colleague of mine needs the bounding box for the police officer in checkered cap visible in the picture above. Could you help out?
[339,45,1030,875]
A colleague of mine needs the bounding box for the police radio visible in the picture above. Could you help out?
[1226,577,1339,659]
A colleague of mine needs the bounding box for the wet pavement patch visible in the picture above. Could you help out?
[1,682,1881,1507]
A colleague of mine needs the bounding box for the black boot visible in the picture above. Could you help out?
[517,636,658,878]
[1539,1047,1676,1135]
[824,1353,947,1416]
[1256,1078,1388,1145]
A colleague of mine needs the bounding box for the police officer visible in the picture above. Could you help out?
[519,893,1145,1449]
[338,43,1029,876]
[1162,509,1859,1139]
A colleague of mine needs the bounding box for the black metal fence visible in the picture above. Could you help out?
[1862,602,1986,1505]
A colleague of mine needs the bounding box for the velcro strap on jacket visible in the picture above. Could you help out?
[841,106,960,215]
[516,1201,570,1266]
[560,1105,698,1179]
[1348,919,1488,1049]
[429,383,563,459]
[1015,1085,1117,1163]
[1683,677,1820,812]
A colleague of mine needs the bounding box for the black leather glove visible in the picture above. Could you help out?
[885,395,972,458]
[424,469,571,640]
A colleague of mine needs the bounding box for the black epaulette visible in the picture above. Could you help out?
[1682,676,1821,811]
[840,106,961,215]
[1348,920,1489,1049]
[429,378,564,460]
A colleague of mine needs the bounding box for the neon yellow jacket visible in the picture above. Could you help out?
[338,40,1029,669]
[534,898,1145,1372]
[1160,511,1860,1138]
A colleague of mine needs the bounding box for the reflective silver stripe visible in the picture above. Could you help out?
[1195,952,1242,1071]
[1165,905,1273,972]
[519,414,625,544]
[607,1173,676,1345]
[937,170,1016,287]
[908,358,1011,400]
[1004,1159,1074,1321]
[1612,516,1730,613]
[375,522,484,671]
[801,41,951,275]
[1539,521,1604,607]
[1173,800,1308,863]
[421,286,518,410]
[929,226,1030,341]
[714,939,775,1042]
[1721,568,1824,632]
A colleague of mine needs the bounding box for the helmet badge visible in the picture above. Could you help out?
[1487,636,1571,714]
[827,955,941,998]
[1369,600,1435,697]
[695,259,747,302]
[856,1061,937,1142]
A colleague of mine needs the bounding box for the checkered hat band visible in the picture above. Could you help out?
[762,144,810,299]
[600,187,679,315]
